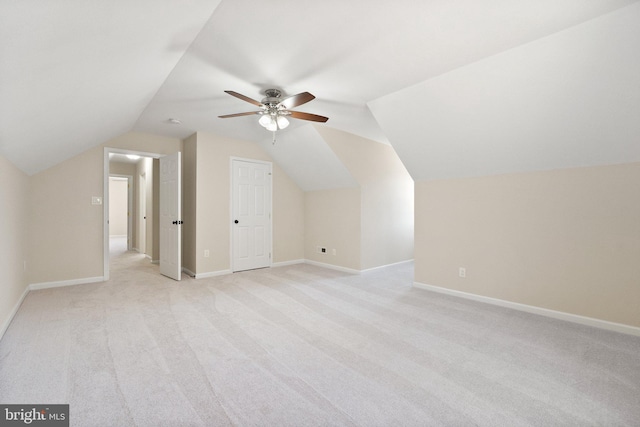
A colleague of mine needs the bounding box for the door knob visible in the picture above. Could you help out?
[234,220,239,224]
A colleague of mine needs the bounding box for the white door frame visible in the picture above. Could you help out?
[103,147,162,281]
[109,174,133,250]
[230,157,273,273]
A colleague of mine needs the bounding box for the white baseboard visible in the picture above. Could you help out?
[195,269,232,279]
[181,267,230,279]
[272,259,305,268]
[2,276,104,342]
[185,259,406,277]
[186,260,305,277]
[29,276,105,291]
[303,259,413,275]
[361,259,414,273]
[304,260,360,274]
[413,282,640,337]
[182,267,196,277]
[0,285,30,342]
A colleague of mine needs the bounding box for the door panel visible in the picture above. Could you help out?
[160,152,182,280]
[232,159,272,272]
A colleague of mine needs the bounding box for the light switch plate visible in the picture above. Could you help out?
[92,196,103,205]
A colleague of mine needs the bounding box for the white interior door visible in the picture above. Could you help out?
[232,159,272,272]
[160,152,182,280]
[139,173,146,254]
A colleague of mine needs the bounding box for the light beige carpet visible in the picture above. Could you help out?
[1,247,639,426]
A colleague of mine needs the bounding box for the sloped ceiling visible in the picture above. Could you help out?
[0,0,221,175]
[1,0,638,177]
[256,125,358,192]
[369,2,640,181]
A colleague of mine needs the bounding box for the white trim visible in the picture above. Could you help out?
[182,267,196,277]
[413,282,640,337]
[360,259,414,273]
[272,259,305,268]
[195,269,232,279]
[29,276,104,291]
[301,259,413,274]
[109,234,128,239]
[103,148,110,280]
[0,286,30,342]
[304,260,360,275]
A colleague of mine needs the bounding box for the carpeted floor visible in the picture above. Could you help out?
[1,240,639,426]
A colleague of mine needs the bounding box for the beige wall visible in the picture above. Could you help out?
[182,134,197,274]
[135,163,147,254]
[273,164,305,263]
[316,126,414,270]
[28,132,181,284]
[186,132,304,275]
[137,158,155,258]
[29,147,105,283]
[108,161,136,176]
[0,154,29,335]
[415,162,640,328]
[152,158,160,261]
[305,188,361,270]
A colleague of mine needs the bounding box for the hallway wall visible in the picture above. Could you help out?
[0,154,29,337]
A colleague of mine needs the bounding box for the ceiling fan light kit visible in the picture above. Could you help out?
[219,88,329,136]
[258,111,290,131]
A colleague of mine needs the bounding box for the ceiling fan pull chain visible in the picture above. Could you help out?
[272,131,276,145]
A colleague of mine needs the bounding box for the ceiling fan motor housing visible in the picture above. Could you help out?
[262,89,283,107]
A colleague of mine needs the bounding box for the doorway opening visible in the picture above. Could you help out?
[104,148,162,281]
[108,175,133,256]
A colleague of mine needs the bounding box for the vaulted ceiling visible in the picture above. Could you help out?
[1,0,639,177]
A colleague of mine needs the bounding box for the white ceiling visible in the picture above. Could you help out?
[109,153,142,165]
[369,2,640,180]
[1,0,639,178]
[257,125,358,192]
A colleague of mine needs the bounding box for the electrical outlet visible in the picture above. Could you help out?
[459,267,466,278]
[321,247,326,253]
[204,250,210,258]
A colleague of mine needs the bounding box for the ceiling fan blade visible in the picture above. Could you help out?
[279,92,315,109]
[224,90,263,107]
[288,111,329,123]
[218,111,260,118]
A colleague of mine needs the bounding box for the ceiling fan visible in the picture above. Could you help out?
[219,89,329,132]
